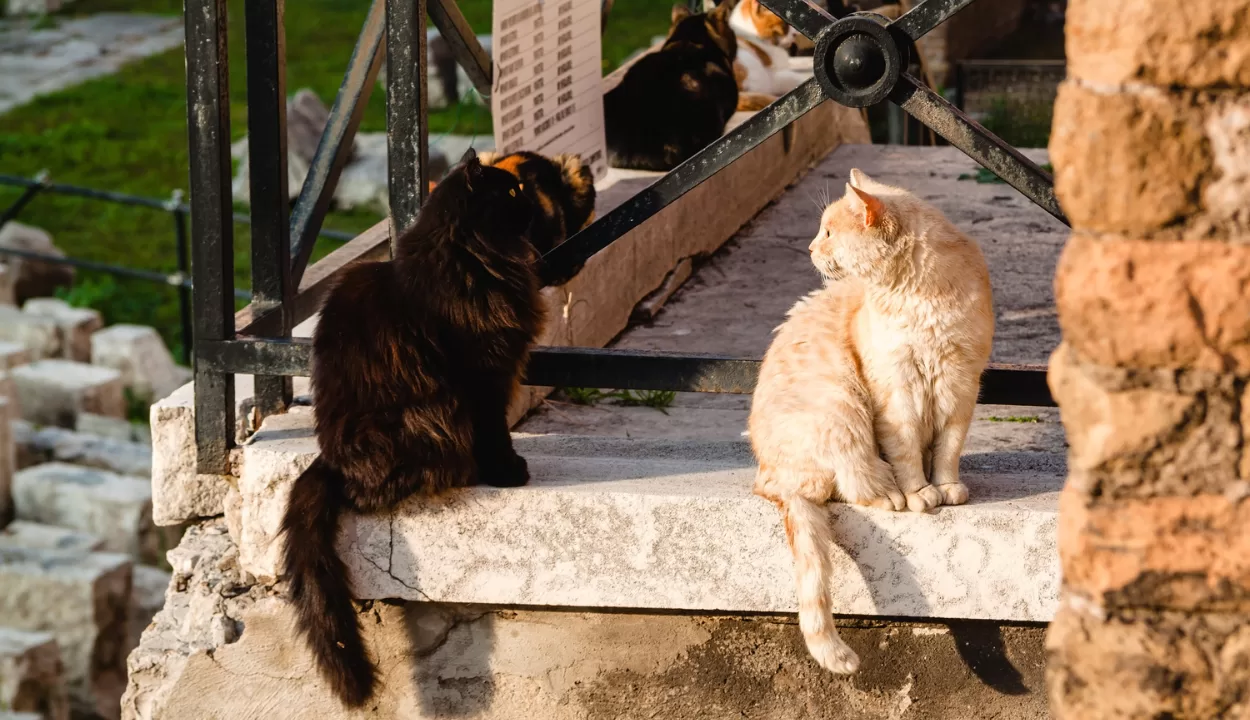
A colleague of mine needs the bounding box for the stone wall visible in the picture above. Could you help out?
[1045,0,1250,716]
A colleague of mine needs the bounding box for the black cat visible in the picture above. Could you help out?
[478,150,597,255]
[279,149,544,708]
[604,3,740,171]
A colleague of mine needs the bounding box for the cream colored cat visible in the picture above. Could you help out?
[747,168,993,673]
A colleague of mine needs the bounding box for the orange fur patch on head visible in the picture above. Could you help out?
[493,154,526,176]
[746,0,788,41]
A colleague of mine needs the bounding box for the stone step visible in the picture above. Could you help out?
[90,324,190,404]
[22,299,102,364]
[0,546,132,720]
[11,463,155,563]
[0,307,60,362]
[12,421,151,478]
[11,360,123,428]
[0,341,30,372]
[234,408,1061,623]
[0,521,104,554]
[0,626,69,720]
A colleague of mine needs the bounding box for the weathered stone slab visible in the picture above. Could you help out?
[0,627,69,720]
[22,298,103,364]
[12,463,155,563]
[234,410,1061,621]
[76,412,140,443]
[0,306,60,362]
[90,325,190,404]
[11,360,123,428]
[12,421,151,477]
[0,547,131,720]
[128,565,170,655]
[0,341,30,371]
[0,398,11,526]
[0,521,103,554]
[122,519,1050,720]
[0,222,73,304]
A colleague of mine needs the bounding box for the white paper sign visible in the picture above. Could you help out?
[491,0,608,181]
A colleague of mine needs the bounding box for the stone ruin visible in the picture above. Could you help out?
[0,232,192,719]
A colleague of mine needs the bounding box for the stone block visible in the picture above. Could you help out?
[232,410,1062,621]
[0,521,103,554]
[12,463,154,563]
[89,325,190,404]
[0,307,60,362]
[1047,597,1250,719]
[1048,345,1243,499]
[1066,0,1250,89]
[0,222,73,305]
[0,627,69,720]
[0,341,30,371]
[128,565,170,655]
[21,299,102,364]
[76,412,140,443]
[1060,488,1250,611]
[11,360,124,428]
[0,263,15,307]
[0,398,11,527]
[123,518,1050,720]
[1057,235,1250,374]
[11,421,150,477]
[0,547,132,720]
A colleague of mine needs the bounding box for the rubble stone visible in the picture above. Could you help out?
[0,627,69,720]
[0,222,73,305]
[21,299,103,364]
[12,463,155,563]
[0,307,60,362]
[0,521,103,554]
[11,360,124,428]
[11,421,151,477]
[89,325,190,405]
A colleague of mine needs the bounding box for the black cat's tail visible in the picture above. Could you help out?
[280,457,376,708]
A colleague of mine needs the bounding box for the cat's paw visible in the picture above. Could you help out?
[856,491,907,512]
[481,452,530,488]
[905,485,942,513]
[936,482,970,506]
[807,637,860,674]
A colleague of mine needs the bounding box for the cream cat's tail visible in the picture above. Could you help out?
[784,495,861,674]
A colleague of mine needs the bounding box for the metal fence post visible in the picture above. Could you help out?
[245,0,295,419]
[385,0,430,252]
[185,0,236,474]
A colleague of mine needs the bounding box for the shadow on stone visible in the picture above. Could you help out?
[945,620,1031,696]
[402,598,498,716]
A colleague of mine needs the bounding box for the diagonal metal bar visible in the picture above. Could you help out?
[890,73,1068,225]
[756,0,834,40]
[0,172,47,231]
[428,0,492,99]
[289,0,386,287]
[540,78,826,286]
[890,0,979,41]
[199,340,1055,407]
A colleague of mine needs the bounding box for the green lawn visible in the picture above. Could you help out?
[0,0,671,356]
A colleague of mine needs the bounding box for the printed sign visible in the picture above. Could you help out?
[491,0,608,181]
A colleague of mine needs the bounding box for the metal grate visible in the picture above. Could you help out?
[186,0,1066,473]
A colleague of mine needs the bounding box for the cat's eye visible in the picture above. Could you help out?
[518,183,525,191]
[509,188,517,197]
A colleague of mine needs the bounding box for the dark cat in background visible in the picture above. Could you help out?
[478,150,597,254]
[604,3,740,171]
[280,150,544,709]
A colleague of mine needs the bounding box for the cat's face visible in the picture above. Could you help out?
[450,154,536,251]
[809,169,900,281]
[669,3,737,59]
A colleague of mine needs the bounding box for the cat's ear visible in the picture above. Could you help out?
[848,167,873,189]
[672,4,693,24]
[708,0,732,25]
[846,183,885,228]
[462,148,482,190]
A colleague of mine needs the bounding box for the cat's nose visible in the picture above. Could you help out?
[808,238,818,253]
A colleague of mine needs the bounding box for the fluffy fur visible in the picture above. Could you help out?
[748,169,994,673]
[280,150,544,709]
[604,3,739,171]
[477,150,597,255]
[705,0,811,110]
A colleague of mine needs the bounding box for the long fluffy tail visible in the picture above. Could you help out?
[280,457,376,707]
[784,495,860,673]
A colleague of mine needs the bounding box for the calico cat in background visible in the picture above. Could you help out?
[478,150,597,255]
[748,169,993,674]
[604,3,739,171]
[280,149,544,708]
[705,0,811,110]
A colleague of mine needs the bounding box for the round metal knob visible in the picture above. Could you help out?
[833,33,886,90]
[813,13,903,108]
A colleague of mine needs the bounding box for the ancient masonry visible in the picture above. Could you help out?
[0,229,191,720]
[1045,0,1250,716]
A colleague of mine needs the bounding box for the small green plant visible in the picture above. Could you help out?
[55,274,119,309]
[561,387,607,405]
[124,387,154,426]
[31,14,59,29]
[612,389,677,414]
[987,415,1042,423]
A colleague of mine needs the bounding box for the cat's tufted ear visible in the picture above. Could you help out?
[672,4,693,25]
[847,167,874,189]
[461,148,482,189]
[846,183,885,228]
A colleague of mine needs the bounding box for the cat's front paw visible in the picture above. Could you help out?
[936,482,969,506]
[855,491,907,512]
[905,485,942,513]
[481,452,530,488]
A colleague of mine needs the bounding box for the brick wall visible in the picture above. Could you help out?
[1045,1,1250,717]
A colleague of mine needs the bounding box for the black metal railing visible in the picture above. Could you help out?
[186,0,1065,474]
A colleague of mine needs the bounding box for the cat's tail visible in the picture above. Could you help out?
[783,495,861,674]
[280,457,376,708]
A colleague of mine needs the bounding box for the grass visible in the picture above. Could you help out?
[0,0,674,355]
[557,387,676,413]
[987,415,1042,423]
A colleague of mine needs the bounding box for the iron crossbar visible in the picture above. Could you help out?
[186,0,1063,473]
